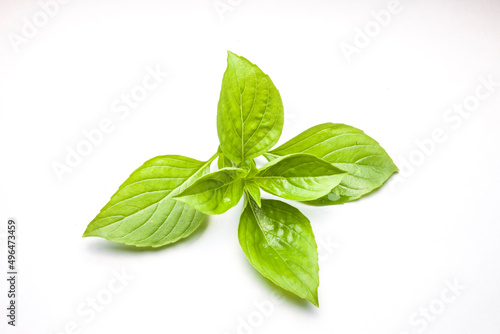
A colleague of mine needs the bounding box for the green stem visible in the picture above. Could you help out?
[207,151,220,164]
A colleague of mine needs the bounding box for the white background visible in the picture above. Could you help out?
[1,0,500,333]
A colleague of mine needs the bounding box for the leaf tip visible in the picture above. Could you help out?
[82,228,92,238]
[82,223,98,238]
[227,50,239,59]
[309,291,320,308]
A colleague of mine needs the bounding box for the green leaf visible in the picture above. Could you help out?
[269,123,398,205]
[217,51,284,164]
[83,154,218,247]
[218,152,233,169]
[238,198,319,306]
[173,168,246,215]
[245,159,259,177]
[254,154,346,201]
[244,180,261,207]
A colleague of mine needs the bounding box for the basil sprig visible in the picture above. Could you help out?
[84,51,397,306]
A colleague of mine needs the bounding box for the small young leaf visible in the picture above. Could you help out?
[173,168,246,215]
[83,154,217,247]
[244,180,261,207]
[217,51,284,164]
[217,152,233,169]
[238,198,319,306]
[254,154,346,201]
[269,123,398,204]
[245,159,259,177]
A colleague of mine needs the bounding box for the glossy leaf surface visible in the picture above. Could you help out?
[83,155,215,247]
[270,123,397,204]
[254,154,346,201]
[217,51,284,164]
[239,198,319,306]
[174,168,246,215]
